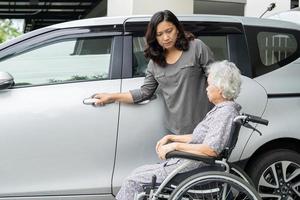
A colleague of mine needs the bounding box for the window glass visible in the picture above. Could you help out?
[132,36,228,77]
[0,37,112,86]
[198,36,228,61]
[132,37,149,77]
[257,32,297,66]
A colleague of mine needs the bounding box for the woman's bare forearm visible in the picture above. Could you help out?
[94,92,134,105]
[174,143,217,157]
[168,134,193,143]
[111,92,134,103]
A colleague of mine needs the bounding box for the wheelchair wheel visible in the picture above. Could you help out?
[169,171,261,200]
[229,163,255,186]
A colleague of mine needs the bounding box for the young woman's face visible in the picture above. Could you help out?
[206,74,223,104]
[156,21,178,50]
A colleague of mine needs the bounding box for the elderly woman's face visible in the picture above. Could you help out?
[156,21,178,50]
[206,75,223,104]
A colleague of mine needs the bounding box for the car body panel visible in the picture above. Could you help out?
[230,76,268,162]
[241,96,300,159]
[255,59,300,94]
[112,77,166,194]
[0,80,120,196]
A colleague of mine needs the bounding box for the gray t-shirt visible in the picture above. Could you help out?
[130,39,214,134]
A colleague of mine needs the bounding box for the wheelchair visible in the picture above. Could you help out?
[134,113,269,200]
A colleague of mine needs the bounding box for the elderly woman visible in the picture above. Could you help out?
[116,60,242,200]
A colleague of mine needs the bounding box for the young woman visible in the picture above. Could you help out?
[116,60,242,200]
[92,10,214,134]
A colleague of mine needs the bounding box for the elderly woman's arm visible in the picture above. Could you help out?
[156,134,192,154]
[158,108,237,160]
[167,134,193,143]
[157,142,217,160]
[174,143,217,157]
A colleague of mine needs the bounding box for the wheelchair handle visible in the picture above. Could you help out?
[234,113,269,126]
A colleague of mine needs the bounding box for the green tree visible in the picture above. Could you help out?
[0,19,21,44]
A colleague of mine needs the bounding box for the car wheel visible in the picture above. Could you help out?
[248,149,300,199]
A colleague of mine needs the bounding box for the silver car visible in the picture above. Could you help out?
[0,15,299,200]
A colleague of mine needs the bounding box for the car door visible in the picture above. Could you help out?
[112,20,166,194]
[0,27,122,198]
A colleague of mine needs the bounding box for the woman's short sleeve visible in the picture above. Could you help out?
[129,60,159,103]
[195,39,214,72]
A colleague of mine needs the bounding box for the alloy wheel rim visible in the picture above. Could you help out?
[258,161,300,199]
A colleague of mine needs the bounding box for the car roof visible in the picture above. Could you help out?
[50,14,300,31]
[266,8,300,26]
[1,14,299,51]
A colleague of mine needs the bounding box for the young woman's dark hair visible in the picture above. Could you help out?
[144,10,194,67]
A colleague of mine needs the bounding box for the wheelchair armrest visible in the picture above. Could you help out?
[165,150,216,165]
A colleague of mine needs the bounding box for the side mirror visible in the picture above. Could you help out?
[0,72,14,90]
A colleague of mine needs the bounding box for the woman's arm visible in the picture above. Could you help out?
[174,143,217,157]
[195,39,214,73]
[168,108,237,158]
[93,92,133,106]
[93,61,158,106]
[168,134,193,143]
[129,61,158,103]
[156,134,192,149]
[156,134,192,156]
[157,142,216,160]
[169,109,236,158]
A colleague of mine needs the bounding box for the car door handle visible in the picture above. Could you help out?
[83,98,97,105]
[137,94,157,105]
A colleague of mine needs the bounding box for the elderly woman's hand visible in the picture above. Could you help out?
[156,135,171,154]
[157,143,176,160]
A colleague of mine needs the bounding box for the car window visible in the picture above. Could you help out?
[132,36,228,77]
[244,25,300,77]
[257,32,297,66]
[198,36,228,61]
[0,36,112,86]
[132,37,149,77]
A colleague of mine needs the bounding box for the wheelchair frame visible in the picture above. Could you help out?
[134,113,268,200]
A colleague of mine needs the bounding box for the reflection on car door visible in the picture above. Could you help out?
[0,30,121,197]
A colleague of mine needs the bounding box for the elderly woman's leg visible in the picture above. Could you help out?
[116,163,168,200]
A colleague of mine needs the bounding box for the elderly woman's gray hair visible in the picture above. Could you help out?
[207,60,241,100]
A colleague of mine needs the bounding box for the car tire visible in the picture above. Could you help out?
[247,149,300,199]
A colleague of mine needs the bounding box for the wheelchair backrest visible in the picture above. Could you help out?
[219,119,242,160]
